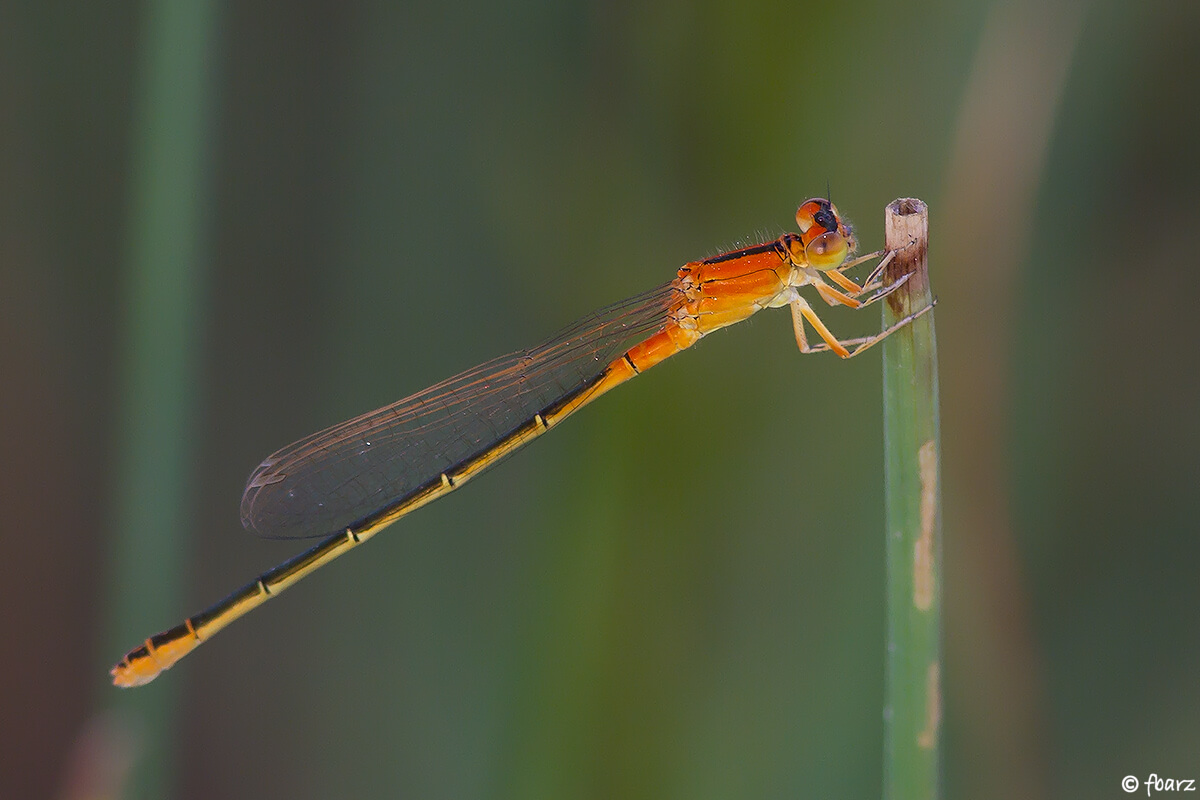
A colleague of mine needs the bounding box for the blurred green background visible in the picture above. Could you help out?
[3,0,1198,798]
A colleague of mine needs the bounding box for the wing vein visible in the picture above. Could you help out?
[240,281,683,539]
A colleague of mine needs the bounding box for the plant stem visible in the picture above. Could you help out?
[102,3,218,798]
[880,198,942,800]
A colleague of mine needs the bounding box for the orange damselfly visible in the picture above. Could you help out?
[111,198,931,687]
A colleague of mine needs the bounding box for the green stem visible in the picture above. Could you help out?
[102,3,219,798]
[880,199,942,800]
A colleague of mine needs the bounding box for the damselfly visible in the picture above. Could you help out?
[112,198,931,686]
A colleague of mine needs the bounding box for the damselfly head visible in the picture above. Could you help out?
[794,198,857,270]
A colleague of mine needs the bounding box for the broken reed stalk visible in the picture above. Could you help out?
[880,198,942,800]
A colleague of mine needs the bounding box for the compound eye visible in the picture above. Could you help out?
[805,230,849,270]
[795,199,826,234]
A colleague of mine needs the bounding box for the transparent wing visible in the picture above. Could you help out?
[240,282,683,539]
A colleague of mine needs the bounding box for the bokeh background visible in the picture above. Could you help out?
[3,0,1198,798]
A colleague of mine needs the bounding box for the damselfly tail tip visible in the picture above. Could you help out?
[110,624,200,687]
[110,650,161,688]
